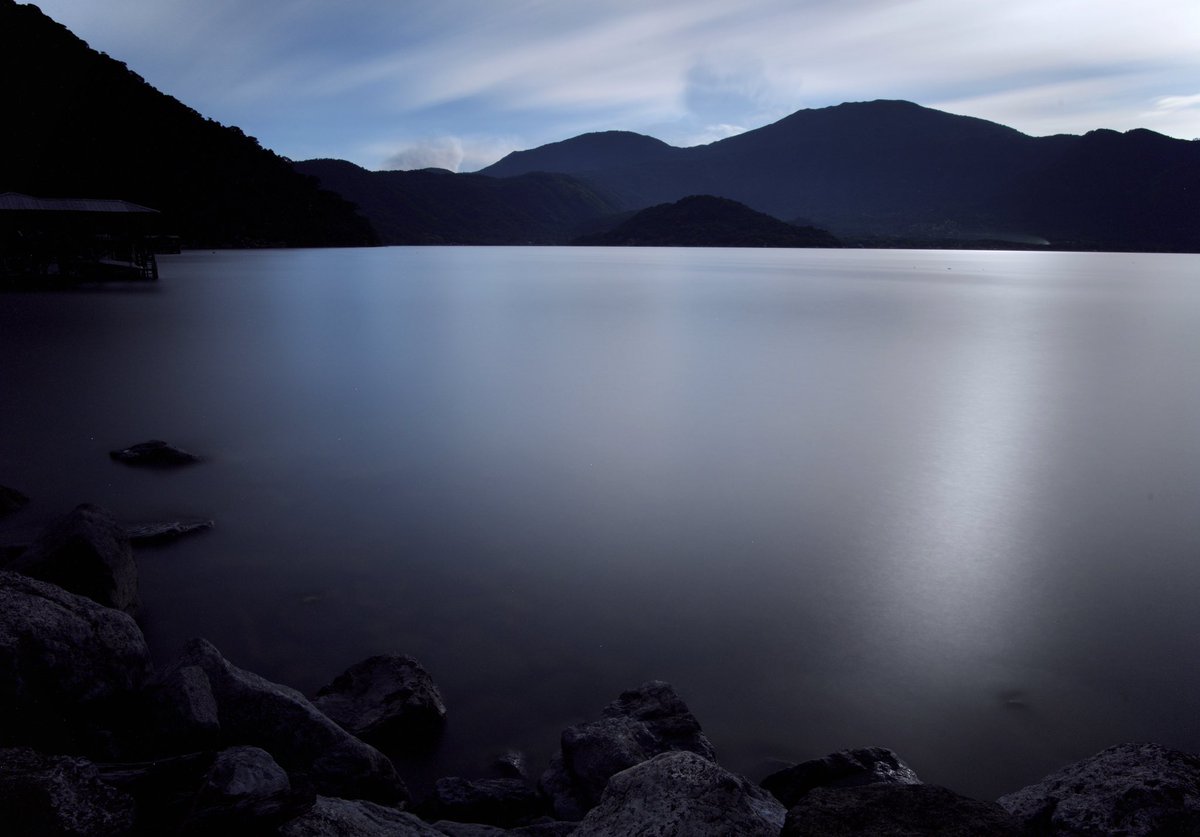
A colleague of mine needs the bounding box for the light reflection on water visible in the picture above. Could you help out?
[2,246,1200,799]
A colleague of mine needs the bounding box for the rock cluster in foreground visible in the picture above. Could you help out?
[3,498,1200,835]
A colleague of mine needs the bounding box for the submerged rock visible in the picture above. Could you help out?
[8,503,138,613]
[573,750,785,837]
[762,746,921,808]
[164,638,407,805]
[0,747,136,837]
[997,742,1200,835]
[423,776,546,827]
[314,653,447,748]
[433,821,578,836]
[0,570,150,743]
[539,680,715,820]
[492,749,532,781]
[0,484,29,518]
[125,518,213,544]
[782,783,1024,836]
[279,796,442,837]
[109,439,202,467]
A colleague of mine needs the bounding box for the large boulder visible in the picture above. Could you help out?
[164,638,407,805]
[279,796,443,836]
[0,747,136,837]
[183,745,314,832]
[0,570,151,744]
[572,750,785,837]
[998,742,1200,835]
[109,439,202,467]
[314,653,447,748]
[782,783,1025,836]
[145,663,222,753]
[539,680,715,820]
[7,504,138,613]
[762,746,921,808]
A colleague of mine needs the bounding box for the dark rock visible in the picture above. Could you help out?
[0,541,28,565]
[492,749,532,781]
[183,745,314,832]
[782,783,1025,836]
[125,518,214,545]
[0,571,151,745]
[572,750,785,837]
[997,741,1200,835]
[0,747,136,837]
[146,664,221,752]
[314,653,447,748]
[0,485,29,518]
[109,439,202,466]
[279,795,444,836]
[434,824,508,837]
[8,504,138,613]
[539,680,715,820]
[509,824,578,837]
[434,821,578,836]
[165,637,407,804]
[96,752,217,834]
[762,746,921,808]
[424,776,546,827]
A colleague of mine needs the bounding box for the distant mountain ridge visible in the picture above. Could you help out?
[5,1,1195,252]
[479,100,1200,252]
[0,0,375,247]
[295,159,622,244]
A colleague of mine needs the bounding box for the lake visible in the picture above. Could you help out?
[2,245,1199,800]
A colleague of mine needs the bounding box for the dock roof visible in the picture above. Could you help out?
[0,192,159,214]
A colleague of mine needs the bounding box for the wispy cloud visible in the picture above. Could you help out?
[29,0,1200,166]
[373,135,519,173]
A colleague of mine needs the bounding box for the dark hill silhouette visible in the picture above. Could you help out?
[575,195,841,248]
[295,159,622,244]
[481,100,1200,252]
[0,0,375,247]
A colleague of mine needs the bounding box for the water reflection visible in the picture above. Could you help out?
[3,247,1200,799]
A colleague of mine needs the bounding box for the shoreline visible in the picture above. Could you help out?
[4,495,1200,834]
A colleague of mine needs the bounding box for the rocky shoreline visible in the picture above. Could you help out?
[3,469,1200,835]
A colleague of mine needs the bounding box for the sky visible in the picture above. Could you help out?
[32,0,1200,172]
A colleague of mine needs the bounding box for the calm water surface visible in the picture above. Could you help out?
[3,246,1200,799]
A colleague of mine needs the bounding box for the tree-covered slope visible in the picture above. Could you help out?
[295,159,622,245]
[0,1,376,247]
[575,195,841,247]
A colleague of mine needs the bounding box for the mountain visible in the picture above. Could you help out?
[0,1,375,247]
[483,131,684,178]
[480,100,1200,252]
[295,159,622,245]
[575,195,841,247]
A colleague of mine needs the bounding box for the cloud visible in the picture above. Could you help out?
[682,124,748,147]
[28,0,1200,165]
[1154,94,1200,112]
[375,135,518,172]
[381,138,464,171]
[683,56,772,124]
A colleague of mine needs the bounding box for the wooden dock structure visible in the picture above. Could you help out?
[0,192,163,283]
